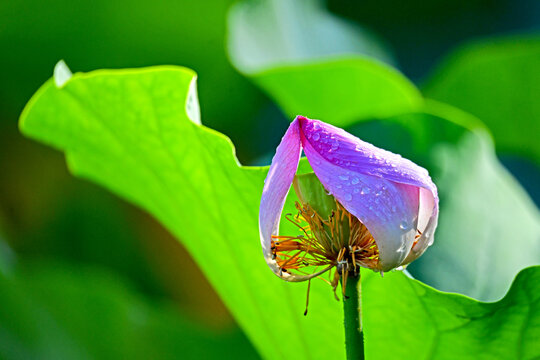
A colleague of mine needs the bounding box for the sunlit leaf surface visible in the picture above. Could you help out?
[20,67,344,360]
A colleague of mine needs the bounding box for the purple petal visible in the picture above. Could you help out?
[259,118,306,280]
[298,116,438,270]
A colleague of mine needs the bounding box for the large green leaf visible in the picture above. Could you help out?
[20,66,540,359]
[362,265,540,359]
[227,0,394,74]
[20,66,344,360]
[423,36,540,163]
[0,260,257,359]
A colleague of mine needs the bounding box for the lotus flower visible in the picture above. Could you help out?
[259,116,438,283]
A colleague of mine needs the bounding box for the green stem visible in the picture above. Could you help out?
[342,273,364,360]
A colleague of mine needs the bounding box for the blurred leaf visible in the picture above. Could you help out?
[423,36,540,163]
[0,261,257,359]
[227,0,394,74]
[363,265,540,359]
[499,155,540,207]
[250,58,423,126]
[345,100,483,165]
[20,66,345,360]
[412,131,540,301]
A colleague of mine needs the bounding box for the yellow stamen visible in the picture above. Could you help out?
[271,198,382,296]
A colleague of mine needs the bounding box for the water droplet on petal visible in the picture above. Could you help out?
[339,175,349,181]
[312,132,320,141]
[351,177,359,185]
[344,194,353,201]
[399,221,409,231]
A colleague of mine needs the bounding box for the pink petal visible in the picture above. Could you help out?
[258,118,305,280]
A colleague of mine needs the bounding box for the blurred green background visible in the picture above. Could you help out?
[0,0,539,358]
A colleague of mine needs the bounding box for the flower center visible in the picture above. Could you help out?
[271,197,381,295]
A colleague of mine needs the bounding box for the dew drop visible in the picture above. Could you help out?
[312,132,320,141]
[344,194,353,201]
[399,221,409,231]
[336,184,342,189]
[353,188,360,194]
[339,175,349,181]
[361,187,370,195]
